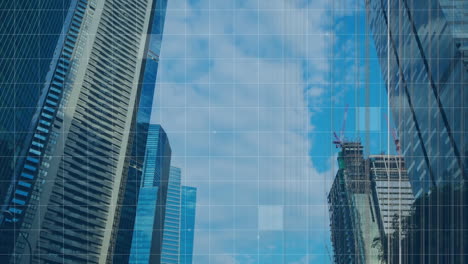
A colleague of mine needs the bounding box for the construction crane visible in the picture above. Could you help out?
[384,114,401,155]
[332,104,349,148]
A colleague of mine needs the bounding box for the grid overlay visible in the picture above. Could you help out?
[0,0,466,264]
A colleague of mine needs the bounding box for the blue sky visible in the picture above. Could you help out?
[150,0,392,263]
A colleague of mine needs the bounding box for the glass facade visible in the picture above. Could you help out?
[113,0,168,260]
[0,0,164,262]
[158,168,197,264]
[0,0,79,258]
[129,125,172,264]
[366,0,467,197]
[140,125,172,189]
[180,186,197,264]
[129,186,160,264]
[367,1,468,261]
[161,167,182,264]
[0,0,72,226]
[0,0,73,200]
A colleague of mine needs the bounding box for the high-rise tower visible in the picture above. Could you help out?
[160,166,182,263]
[366,2,468,261]
[158,167,197,264]
[0,0,168,263]
[366,0,467,197]
[328,142,383,264]
[180,186,197,264]
[369,155,414,236]
[112,0,168,261]
[0,0,73,232]
[128,125,171,264]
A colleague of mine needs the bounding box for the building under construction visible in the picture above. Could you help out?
[328,141,414,264]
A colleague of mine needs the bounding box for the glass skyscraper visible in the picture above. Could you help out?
[367,1,468,261]
[159,167,197,264]
[160,167,182,263]
[129,163,197,264]
[0,1,72,249]
[366,0,467,197]
[113,0,168,262]
[0,0,168,263]
[129,125,172,264]
[180,186,197,264]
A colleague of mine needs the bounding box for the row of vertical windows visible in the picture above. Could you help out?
[6,0,87,224]
[41,0,154,261]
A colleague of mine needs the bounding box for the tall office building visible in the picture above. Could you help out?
[129,125,172,264]
[0,0,72,229]
[328,142,384,264]
[369,155,414,236]
[113,0,168,262]
[159,168,198,264]
[366,0,467,197]
[129,165,198,264]
[160,167,182,263]
[180,186,197,264]
[1,0,168,263]
[367,2,468,261]
[0,1,73,258]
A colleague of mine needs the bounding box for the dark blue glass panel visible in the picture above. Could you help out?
[180,186,197,264]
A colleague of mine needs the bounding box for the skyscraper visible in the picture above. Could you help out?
[367,2,467,261]
[328,164,357,264]
[180,186,197,264]
[158,167,197,264]
[0,0,72,232]
[328,142,383,264]
[366,0,467,197]
[0,0,168,263]
[369,155,414,236]
[129,164,198,264]
[160,166,182,263]
[129,125,172,264]
[113,0,168,261]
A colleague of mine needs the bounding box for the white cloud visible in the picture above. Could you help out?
[307,87,325,98]
[151,0,334,262]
